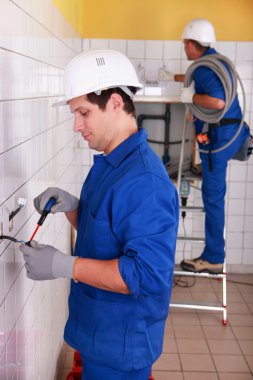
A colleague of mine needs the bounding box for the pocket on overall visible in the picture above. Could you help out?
[78,291,134,365]
[85,211,120,259]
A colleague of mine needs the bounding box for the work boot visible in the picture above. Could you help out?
[180,257,223,274]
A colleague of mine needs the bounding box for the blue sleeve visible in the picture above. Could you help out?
[194,66,225,100]
[114,173,179,299]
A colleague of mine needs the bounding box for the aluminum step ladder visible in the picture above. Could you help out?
[170,118,228,325]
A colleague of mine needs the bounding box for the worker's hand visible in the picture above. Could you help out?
[34,187,79,214]
[180,81,195,103]
[19,241,76,281]
[158,68,175,81]
[186,113,194,121]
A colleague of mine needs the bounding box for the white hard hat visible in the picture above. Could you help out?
[182,18,216,46]
[53,49,143,107]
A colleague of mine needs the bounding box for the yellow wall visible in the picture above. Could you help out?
[53,0,253,41]
[52,0,87,36]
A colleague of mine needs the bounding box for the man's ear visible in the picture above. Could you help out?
[108,93,124,111]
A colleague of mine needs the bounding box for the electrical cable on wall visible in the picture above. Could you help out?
[0,235,26,244]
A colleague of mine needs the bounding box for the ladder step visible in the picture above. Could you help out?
[170,301,225,312]
[174,270,225,278]
[177,236,205,243]
[180,206,205,212]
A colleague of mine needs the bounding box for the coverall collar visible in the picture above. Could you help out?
[201,47,216,58]
[96,129,147,168]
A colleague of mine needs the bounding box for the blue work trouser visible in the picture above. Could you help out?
[81,357,152,380]
[199,122,250,264]
[200,153,228,264]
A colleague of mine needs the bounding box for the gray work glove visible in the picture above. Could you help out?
[34,187,79,214]
[19,241,76,281]
[158,68,175,81]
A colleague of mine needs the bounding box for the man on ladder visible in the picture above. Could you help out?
[160,18,251,274]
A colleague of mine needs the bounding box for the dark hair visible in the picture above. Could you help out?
[188,39,209,52]
[87,86,137,118]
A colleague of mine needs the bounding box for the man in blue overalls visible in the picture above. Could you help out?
[161,19,250,274]
[20,50,179,380]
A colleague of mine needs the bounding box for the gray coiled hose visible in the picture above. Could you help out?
[184,53,246,154]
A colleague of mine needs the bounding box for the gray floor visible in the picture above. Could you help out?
[58,273,253,380]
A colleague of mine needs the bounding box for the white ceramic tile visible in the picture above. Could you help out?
[12,101,23,147]
[0,252,5,306]
[242,249,253,264]
[227,198,246,216]
[130,59,145,83]
[144,59,163,83]
[0,49,12,100]
[109,39,127,54]
[127,40,145,59]
[82,38,90,52]
[0,0,10,50]
[6,327,17,379]
[246,182,253,198]
[240,94,251,113]
[227,248,243,265]
[236,61,253,79]
[245,199,253,216]
[216,42,236,61]
[10,2,22,53]
[227,215,244,232]
[244,216,253,232]
[243,232,253,249]
[229,163,247,182]
[2,102,13,152]
[145,40,163,59]
[161,59,182,75]
[0,301,6,358]
[228,181,246,199]
[236,42,253,61]
[164,41,181,59]
[238,79,252,95]
[227,232,243,248]
[90,38,109,49]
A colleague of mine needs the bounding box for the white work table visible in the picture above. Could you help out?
[134,85,181,103]
[134,94,181,104]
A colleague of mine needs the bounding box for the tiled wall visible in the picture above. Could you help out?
[84,38,253,271]
[0,1,90,379]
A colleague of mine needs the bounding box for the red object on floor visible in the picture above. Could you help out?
[66,350,155,380]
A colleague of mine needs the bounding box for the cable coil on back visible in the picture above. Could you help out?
[184,53,246,154]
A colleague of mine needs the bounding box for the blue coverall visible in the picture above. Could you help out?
[64,129,179,379]
[194,48,250,264]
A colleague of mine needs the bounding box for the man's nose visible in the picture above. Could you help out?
[73,114,83,132]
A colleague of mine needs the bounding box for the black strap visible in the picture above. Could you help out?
[210,118,241,127]
[208,125,213,171]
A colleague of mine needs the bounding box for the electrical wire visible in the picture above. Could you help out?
[173,275,196,288]
[0,235,26,244]
[184,53,246,154]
